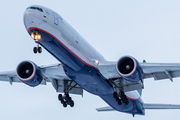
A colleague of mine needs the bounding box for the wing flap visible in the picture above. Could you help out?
[141,63,180,81]
[143,70,180,81]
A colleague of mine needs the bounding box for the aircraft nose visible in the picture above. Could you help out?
[23,9,35,30]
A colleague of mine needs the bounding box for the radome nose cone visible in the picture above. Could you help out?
[23,10,35,29]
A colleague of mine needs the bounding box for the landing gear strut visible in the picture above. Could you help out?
[33,44,42,54]
[113,91,129,105]
[58,81,77,108]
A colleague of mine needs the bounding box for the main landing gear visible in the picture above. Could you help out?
[113,91,129,105]
[58,93,74,107]
[33,44,42,54]
[58,81,77,108]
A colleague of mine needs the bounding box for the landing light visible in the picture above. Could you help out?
[31,31,41,42]
[95,60,99,65]
[31,32,35,39]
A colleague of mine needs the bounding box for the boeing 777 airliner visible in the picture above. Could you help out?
[1,5,180,116]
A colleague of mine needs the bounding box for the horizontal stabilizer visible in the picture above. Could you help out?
[143,103,180,109]
[96,106,114,112]
[96,103,180,112]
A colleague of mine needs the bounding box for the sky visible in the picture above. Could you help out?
[1,0,180,120]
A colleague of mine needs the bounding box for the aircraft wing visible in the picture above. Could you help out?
[141,63,180,82]
[98,62,180,92]
[0,64,83,96]
[98,62,180,81]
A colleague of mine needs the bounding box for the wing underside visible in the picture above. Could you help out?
[141,63,180,82]
[1,62,180,96]
[0,64,83,96]
[97,62,180,92]
[98,62,180,81]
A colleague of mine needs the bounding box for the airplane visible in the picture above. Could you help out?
[1,5,180,117]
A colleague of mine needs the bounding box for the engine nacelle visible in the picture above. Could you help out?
[16,61,43,87]
[116,56,143,82]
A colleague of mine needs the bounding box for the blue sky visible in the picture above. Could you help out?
[0,0,180,120]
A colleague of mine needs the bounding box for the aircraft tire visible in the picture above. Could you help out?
[65,93,69,98]
[115,97,119,102]
[58,94,63,101]
[33,47,37,53]
[122,98,128,103]
[38,47,42,53]
[125,99,129,105]
[113,92,118,98]
[63,103,67,107]
[118,100,122,105]
[65,94,71,102]
[61,99,65,104]
[70,100,74,107]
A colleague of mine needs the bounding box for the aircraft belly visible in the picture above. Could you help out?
[28,27,114,95]
[63,64,114,95]
[28,27,144,114]
[100,94,145,115]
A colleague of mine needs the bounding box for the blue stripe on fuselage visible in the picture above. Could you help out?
[28,27,145,115]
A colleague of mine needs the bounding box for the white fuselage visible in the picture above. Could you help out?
[24,6,106,66]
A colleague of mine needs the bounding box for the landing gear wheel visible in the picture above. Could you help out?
[58,93,75,108]
[118,100,122,105]
[121,98,127,103]
[67,96,72,101]
[115,97,119,102]
[60,99,65,104]
[63,103,67,107]
[58,81,77,108]
[125,99,129,105]
[65,93,69,98]
[120,91,126,98]
[70,100,74,107]
[38,47,42,53]
[33,47,37,53]
[58,94,63,101]
[113,92,118,98]
[33,44,42,54]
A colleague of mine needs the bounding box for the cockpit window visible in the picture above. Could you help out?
[26,7,43,12]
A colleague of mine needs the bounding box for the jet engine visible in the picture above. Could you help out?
[116,56,143,82]
[16,61,43,87]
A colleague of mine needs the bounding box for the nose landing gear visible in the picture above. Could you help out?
[33,44,42,54]
[31,31,42,54]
